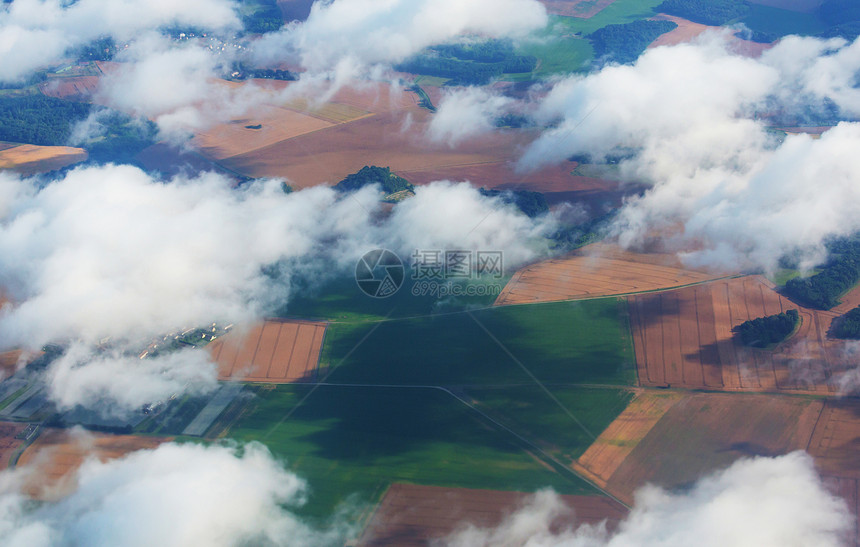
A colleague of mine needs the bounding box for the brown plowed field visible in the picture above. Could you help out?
[208,319,326,383]
[823,475,860,546]
[358,483,627,547]
[17,428,168,500]
[0,422,27,469]
[629,275,849,393]
[538,0,618,18]
[599,392,822,504]
[808,399,860,479]
[574,391,684,488]
[39,76,100,100]
[495,243,723,306]
[830,285,860,316]
[0,144,87,175]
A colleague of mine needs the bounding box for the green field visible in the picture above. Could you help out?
[321,298,636,386]
[224,298,637,518]
[466,385,634,462]
[226,384,613,519]
[559,0,665,35]
[281,274,508,323]
[516,32,594,77]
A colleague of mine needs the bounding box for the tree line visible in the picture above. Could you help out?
[784,238,860,310]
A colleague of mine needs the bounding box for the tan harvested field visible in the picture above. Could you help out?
[17,429,168,499]
[358,483,628,547]
[600,392,822,504]
[495,243,724,306]
[0,143,17,152]
[538,0,618,18]
[629,275,852,393]
[208,319,326,383]
[0,144,87,175]
[220,109,530,186]
[0,422,27,470]
[574,391,684,489]
[192,105,335,159]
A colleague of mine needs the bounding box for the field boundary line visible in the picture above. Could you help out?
[467,311,597,441]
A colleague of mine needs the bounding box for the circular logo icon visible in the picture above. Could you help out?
[355,249,405,298]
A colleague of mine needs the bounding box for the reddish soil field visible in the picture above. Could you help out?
[17,428,168,500]
[538,0,618,18]
[495,243,724,306]
[0,422,28,470]
[574,391,684,489]
[358,483,628,546]
[629,275,850,394]
[601,392,822,504]
[39,76,100,100]
[0,144,87,175]
[208,319,326,383]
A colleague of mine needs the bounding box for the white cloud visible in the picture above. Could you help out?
[45,344,218,413]
[519,34,860,273]
[443,452,852,547]
[254,0,547,82]
[428,87,514,145]
[0,0,239,82]
[0,441,352,547]
[0,166,554,410]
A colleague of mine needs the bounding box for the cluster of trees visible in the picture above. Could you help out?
[784,239,860,310]
[75,37,118,62]
[241,0,284,34]
[231,63,297,81]
[396,39,537,85]
[335,166,414,195]
[831,306,860,339]
[0,95,91,145]
[0,96,157,164]
[656,0,751,26]
[734,309,799,348]
[83,111,159,164]
[409,84,436,112]
[550,210,616,251]
[478,188,548,218]
[589,20,678,65]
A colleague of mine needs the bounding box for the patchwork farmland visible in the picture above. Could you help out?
[628,275,849,393]
[208,319,326,383]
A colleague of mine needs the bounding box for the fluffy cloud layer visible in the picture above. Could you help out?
[0,441,350,547]
[0,165,553,409]
[444,452,851,547]
[0,0,239,82]
[428,87,514,145]
[254,0,547,83]
[518,34,860,273]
